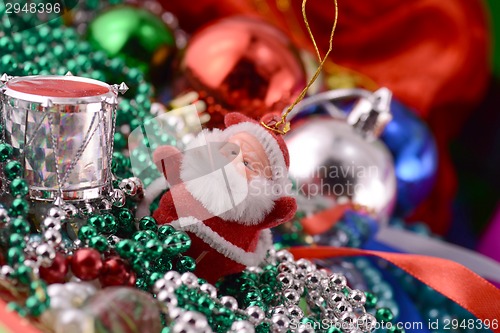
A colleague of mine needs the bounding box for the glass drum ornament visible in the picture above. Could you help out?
[0,74,126,201]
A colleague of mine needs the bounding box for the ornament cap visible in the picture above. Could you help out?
[347,87,393,141]
[112,82,129,95]
[1,73,12,82]
[372,87,392,114]
[118,82,129,94]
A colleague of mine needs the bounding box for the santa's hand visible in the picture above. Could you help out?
[153,145,182,185]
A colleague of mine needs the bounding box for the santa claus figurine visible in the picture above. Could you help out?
[153,112,297,282]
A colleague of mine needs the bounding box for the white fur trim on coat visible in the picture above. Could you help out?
[172,217,273,267]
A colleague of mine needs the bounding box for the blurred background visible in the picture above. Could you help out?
[2,0,498,256]
[0,1,498,331]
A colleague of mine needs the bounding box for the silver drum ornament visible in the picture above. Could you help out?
[0,75,124,201]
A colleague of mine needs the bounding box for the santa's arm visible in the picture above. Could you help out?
[153,145,182,186]
[153,190,180,224]
[258,196,297,230]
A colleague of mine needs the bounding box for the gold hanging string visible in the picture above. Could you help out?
[251,0,377,91]
[262,0,338,135]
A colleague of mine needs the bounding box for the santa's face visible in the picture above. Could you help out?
[221,132,272,180]
[179,129,279,224]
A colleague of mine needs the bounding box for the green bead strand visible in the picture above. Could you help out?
[88,235,109,252]
[78,225,98,241]
[7,247,25,266]
[7,302,27,317]
[148,272,163,287]
[3,160,23,180]
[365,291,378,308]
[0,143,14,162]
[176,256,196,273]
[376,307,395,323]
[9,198,30,217]
[144,239,164,260]
[88,215,106,232]
[9,233,26,248]
[139,216,157,231]
[9,178,29,197]
[15,265,33,285]
[25,295,49,316]
[9,218,31,235]
[115,239,136,259]
[101,213,118,234]
[157,225,176,240]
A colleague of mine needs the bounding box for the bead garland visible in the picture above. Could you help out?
[153,249,378,333]
[0,137,52,316]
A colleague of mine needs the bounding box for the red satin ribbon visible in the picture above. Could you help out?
[300,204,351,235]
[291,246,500,332]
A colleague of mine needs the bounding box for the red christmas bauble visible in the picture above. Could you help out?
[99,257,131,287]
[174,16,306,127]
[71,248,103,281]
[40,252,69,284]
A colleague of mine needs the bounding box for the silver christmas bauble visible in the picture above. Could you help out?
[285,118,396,223]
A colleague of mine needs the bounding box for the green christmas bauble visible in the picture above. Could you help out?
[87,5,176,78]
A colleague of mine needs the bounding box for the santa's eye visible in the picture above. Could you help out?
[243,160,254,171]
[219,144,240,159]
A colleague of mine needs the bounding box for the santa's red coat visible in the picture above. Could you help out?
[153,183,296,283]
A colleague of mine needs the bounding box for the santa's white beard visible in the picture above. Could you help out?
[180,130,278,225]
